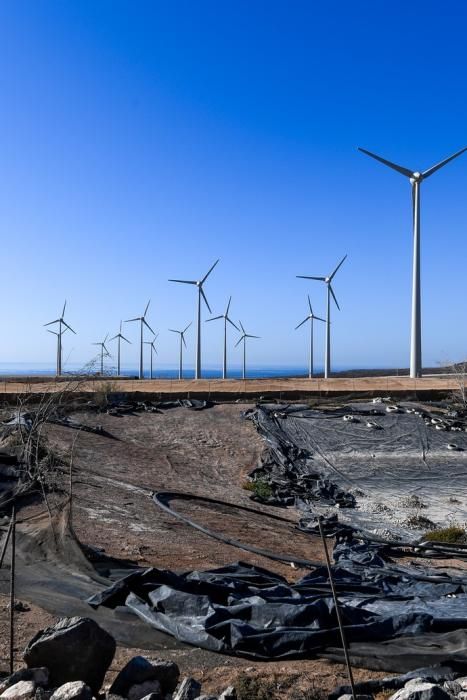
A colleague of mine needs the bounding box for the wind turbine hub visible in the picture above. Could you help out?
[325,277,330,283]
[411,171,422,182]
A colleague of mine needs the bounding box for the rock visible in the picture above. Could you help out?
[0,670,48,695]
[1,681,36,700]
[127,682,161,700]
[138,695,161,700]
[50,683,93,700]
[390,681,453,700]
[173,679,201,700]
[197,696,217,700]
[23,617,115,694]
[338,696,373,700]
[219,689,236,700]
[443,681,462,696]
[457,679,467,691]
[109,658,179,697]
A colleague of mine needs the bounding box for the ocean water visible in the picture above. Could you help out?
[0,362,338,379]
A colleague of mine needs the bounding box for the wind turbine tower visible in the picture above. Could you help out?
[295,295,325,378]
[206,296,239,379]
[358,146,467,378]
[235,321,259,380]
[144,334,158,380]
[110,321,131,376]
[169,323,191,380]
[44,301,76,376]
[297,255,347,379]
[125,300,155,379]
[169,260,219,379]
[92,334,111,375]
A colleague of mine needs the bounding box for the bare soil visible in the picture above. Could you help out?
[0,403,389,696]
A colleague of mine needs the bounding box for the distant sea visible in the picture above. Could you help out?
[0,362,355,380]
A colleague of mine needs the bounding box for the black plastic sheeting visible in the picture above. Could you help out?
[85,401,467,668]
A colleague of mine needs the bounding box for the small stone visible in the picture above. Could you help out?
[173,679,201,700]
[138,695,161,700]
[443,681,462,696]
[127,682,161,700]
[1,681,36,700]
[390,681,452,700]
[338,696,373,700]
[50,683,92,700]
[0,670,48,695]
[109,658,179,697]
[219,688,236,700]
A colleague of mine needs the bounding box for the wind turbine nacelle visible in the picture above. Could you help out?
[410,172,422,184]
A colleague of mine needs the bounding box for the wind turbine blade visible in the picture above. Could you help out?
[62,321,76,334]
[122,335,131,344]
[125,317,140,323]
[307,294,313,315]
[358,147,413,178]
[200,287,212,314]
[296,275,326,281]
[422,147,467,179]
[235,336,245,348]
[295,317,309,330]
[168,279,197,285]
[168,329,179,334]
[201,258,219,284]
[144,299,150,316]
[330,254,347,280]
[206,315,223,322]
[44,319,60,327]
[314,315,326,323]
[182,335,187,348]
[226,317,240,331]
[246,334,260,339]
[103,344,110,354]
[329,284,340,310]
[92,343,101,346]
[183,322,192,333]
[109,334,118,341]
[47,329,58,336]
[119,320,123,333]
[62,300,67,317]
[226,296,232,315]
[143,318,155,334]
[239,320,246,334]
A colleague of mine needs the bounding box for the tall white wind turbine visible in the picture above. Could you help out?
[169,260,219,379]
[144,334,158,380]
[125,300,154,379]
[235,321,259,380]
[92,334,111,375]
[358,146,467,378]
[295,295,325,378]
[110,321,131,377]
[169,323,191,380]
[297,255,347,379]
[44,301,76,376]
[206,296,239,379]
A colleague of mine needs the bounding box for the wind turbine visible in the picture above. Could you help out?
[295,295,325,378]
[297,255,347,379]
[358,146,467,378]
[235,321,259,380]
[144,334,158,380]
[169,323,191,380]
[110,321,131,377]
[206,296,239,379]
[125,300,154,379]
[169,259,219,379]
[44,301,76,376]
[92,334,111,375]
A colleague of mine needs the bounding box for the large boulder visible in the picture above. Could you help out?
[127,682,161,700]
[109,657,179,697]
[0,681,36,700]
[50,683,93,700]
[23,617,115,693]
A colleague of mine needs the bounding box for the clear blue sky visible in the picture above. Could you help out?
[1,1,466,371]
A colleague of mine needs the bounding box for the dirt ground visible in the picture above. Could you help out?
[0,403,389,696]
